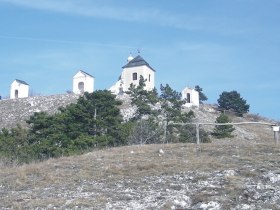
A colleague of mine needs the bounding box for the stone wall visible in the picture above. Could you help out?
[0,94,79,129]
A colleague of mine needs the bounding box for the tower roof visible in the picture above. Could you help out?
[122,55,155,72]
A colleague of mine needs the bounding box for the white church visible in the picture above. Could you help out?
[109,54,155,95]
[6,54,199,107]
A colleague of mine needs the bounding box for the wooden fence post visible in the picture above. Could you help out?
[272,126,279,144]
[196,123,201,154]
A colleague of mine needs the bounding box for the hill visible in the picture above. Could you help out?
[0,94,279,209]
[0,107,280,209]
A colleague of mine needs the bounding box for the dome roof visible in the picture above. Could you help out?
[127,54,134,62]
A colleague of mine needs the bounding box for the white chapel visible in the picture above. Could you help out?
[109,55,155,95]
[10,79,29,99]
[73,70,94,94]
[181,87,199,107]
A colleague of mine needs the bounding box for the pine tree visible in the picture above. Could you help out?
[160,84,196,142]
[126,76,161,144]
[212,113,235,138]
[26,90,126,159]
[195,85,208,104]
[217,90,250,116]
[127,75,158,120]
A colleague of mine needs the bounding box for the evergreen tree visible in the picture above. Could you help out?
[127,75,159,120]
[212,113,235,138]
[74,90,123,139]
[195,85,208,104]
[0,125,32,163]
[160,84,196,142]
[26,90,126,159]
[126,76,161,144]
[160,84,185,123]
[217,90,250,116]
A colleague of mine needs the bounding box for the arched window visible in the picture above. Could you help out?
[15,90,19,98]
[132,72,137,80]
[186,93,191,103]
[78,82,84,93]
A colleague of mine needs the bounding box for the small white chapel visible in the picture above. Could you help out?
[72,70,94,94]
[181,87,200,108]
[10,79,29,99]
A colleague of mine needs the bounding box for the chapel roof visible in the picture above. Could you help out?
[77,70,94,78]
[122,55,155,72]
[15,79,29,85]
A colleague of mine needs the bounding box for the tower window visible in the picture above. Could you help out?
[132,73,137,80]
[149,74,151,82]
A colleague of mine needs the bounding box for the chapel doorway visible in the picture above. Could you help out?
[78,82,84,93]
[15,90,19,98]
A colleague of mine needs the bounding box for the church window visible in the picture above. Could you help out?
[187,93,191,103]
[15,90,19,98]
[149,74,151,82]
[133,73,137,80]
[78,82,85,93]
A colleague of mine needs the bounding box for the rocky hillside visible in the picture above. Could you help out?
[0,94,79,129]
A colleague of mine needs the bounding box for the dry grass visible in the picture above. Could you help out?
[1,140,279,183]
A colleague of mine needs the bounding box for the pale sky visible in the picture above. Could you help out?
[0,0,280,120]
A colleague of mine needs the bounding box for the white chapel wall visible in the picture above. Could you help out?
[73,71,94,94]
[121,66,155,92]
[10,80,29,99]
[182,87,199,107]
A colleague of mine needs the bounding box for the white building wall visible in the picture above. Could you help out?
[10,80,29,99]
[122,66,154,91]
[73,71,94,94]
[182,87,199,108]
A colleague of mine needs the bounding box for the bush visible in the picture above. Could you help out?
[212,113,235,139]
